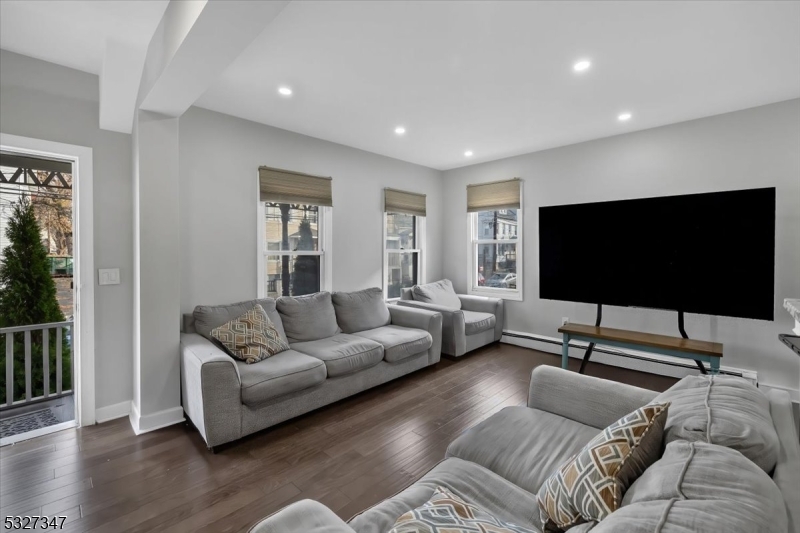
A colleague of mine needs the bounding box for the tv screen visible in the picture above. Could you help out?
[539,188,776,320]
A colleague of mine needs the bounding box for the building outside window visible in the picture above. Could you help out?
[263,203,326,297]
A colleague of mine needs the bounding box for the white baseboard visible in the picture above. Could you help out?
[502,329,800,404]
[95,401,131,424]
[129,403,184,435]
[502,329,754,379]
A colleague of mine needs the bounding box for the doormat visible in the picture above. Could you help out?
[0,408,61,438]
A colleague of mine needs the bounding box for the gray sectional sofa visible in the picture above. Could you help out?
[397,279,503,357]
[180,288,442,449]
[250,366,800,533]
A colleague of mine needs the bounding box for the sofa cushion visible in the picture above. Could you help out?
[331,287,391,333]
[194,298,287,344]
[388,486,538,533]
[412,279,462,309]
[537,402,669,531]
[353,325,432,363]
[348,458,542,533]
[590,440,788,533]
[237,349,326,406]
[210,304,290,364]
[277,292,341,343]
[291,334,384,377]
[463,310,496,335]
[446,406,599,495]
[653,375,779,473]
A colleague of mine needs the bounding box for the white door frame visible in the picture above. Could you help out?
[0,133,96,427]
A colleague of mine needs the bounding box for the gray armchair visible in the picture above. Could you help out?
[396,280,503,357]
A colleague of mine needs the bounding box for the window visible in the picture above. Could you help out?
[383,188,426,299]
[259,203,331,298]
[467,179,522,300]
[384,212,424,299]
[257,166,333,298]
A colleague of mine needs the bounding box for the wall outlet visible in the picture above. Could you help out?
[561,317,569,326]
[98,268,120,286]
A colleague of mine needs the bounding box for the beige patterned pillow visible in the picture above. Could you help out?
[537,402,670,532]
[211,304,289,364]
[390,486,537,533]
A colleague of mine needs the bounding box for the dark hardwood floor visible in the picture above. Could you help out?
[0,344,676,532]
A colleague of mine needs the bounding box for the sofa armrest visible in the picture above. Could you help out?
[395,300,466,356]
[249,500,356,533]
[459,294,504,342]
[527,366,658,429]
[181,333,242,447]
[388,305,443,364]
[766,389,800,533]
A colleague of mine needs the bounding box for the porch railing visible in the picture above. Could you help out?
[0,321,73,411]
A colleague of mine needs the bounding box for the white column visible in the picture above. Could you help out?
[130,110,183,434]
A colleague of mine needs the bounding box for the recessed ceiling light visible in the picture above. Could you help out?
[464,150,473,157]
[573,60,591,72]
[278,86,293,96]
[395,126,406,135]
[618,112,632,122]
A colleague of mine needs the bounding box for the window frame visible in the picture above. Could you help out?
[256,201,332,298]
[467,202,523,302]
[383,212,425,301]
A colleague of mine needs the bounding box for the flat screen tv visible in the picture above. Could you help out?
[539,188,776,320]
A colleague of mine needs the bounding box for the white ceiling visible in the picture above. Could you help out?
[0,0,169,74]
[197,1,800,170]
[2,1,799,170]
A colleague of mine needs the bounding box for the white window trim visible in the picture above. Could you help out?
[467,202,523,302]
[1,133,95,427]
[383,213,425,301]
[256,200,332,298]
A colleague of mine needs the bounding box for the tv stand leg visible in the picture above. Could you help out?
[678,310,708,375]
[578,304,602,374]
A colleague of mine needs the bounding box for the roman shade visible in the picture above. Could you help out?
[466,178,521,212]
[259,166,333,206]
[384,188,427,217]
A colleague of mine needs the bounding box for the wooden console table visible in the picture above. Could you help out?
[558,323,723,374]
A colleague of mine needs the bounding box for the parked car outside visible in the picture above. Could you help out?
[485,273,516,289]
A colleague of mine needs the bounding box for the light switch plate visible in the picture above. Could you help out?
[98,268,120,286]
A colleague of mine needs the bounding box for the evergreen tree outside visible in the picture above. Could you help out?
[0,198,71,403]
[292,217,320,296]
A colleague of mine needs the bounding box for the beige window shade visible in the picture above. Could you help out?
[384,188,426,217]
[259,166,333,206]
[467,178,521,212]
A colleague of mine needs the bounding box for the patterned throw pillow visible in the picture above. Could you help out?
[537,402,670,532]
[211,304,289,364]
[389,486,537,533]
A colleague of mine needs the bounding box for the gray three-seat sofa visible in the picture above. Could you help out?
[180,288,442,449]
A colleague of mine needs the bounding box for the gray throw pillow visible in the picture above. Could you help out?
[331,287,391,333]
[412,279,462,309]
[653,375,779,473]
[194,298,288,345]
[591,440,788,533]
[276,291,340,343]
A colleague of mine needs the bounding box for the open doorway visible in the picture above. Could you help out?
[0,152,76,444]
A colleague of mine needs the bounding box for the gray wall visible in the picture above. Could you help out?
[0,50,134,410]
[442,99,800,395]
[178,106,443,313]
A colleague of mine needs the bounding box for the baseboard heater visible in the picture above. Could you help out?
[502,330,758,384]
